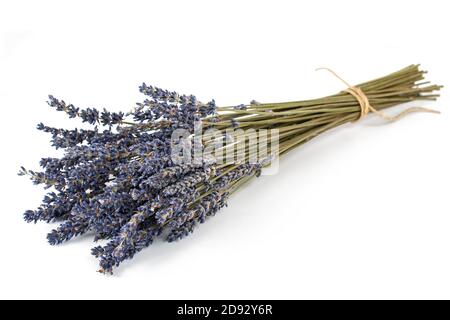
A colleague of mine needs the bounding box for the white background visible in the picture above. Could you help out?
[1,0,449,299]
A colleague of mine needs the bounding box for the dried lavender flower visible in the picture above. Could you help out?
[18,65,441,274]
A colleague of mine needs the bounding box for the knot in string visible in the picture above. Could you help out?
[316,67,440,122]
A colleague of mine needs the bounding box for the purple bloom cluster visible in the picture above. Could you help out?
[20,84,258,274]
[48,95,125,126]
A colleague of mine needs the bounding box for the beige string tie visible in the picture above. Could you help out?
[316,67,440,122]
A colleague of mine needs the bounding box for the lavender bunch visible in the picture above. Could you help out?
[19,65,441,273]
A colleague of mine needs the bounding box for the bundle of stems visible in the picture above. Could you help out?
[200,64,441,197]
[20,64,441,273]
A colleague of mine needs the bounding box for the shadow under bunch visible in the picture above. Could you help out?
[19,65,441,273]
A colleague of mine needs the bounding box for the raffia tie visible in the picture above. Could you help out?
[316,67,440,122]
